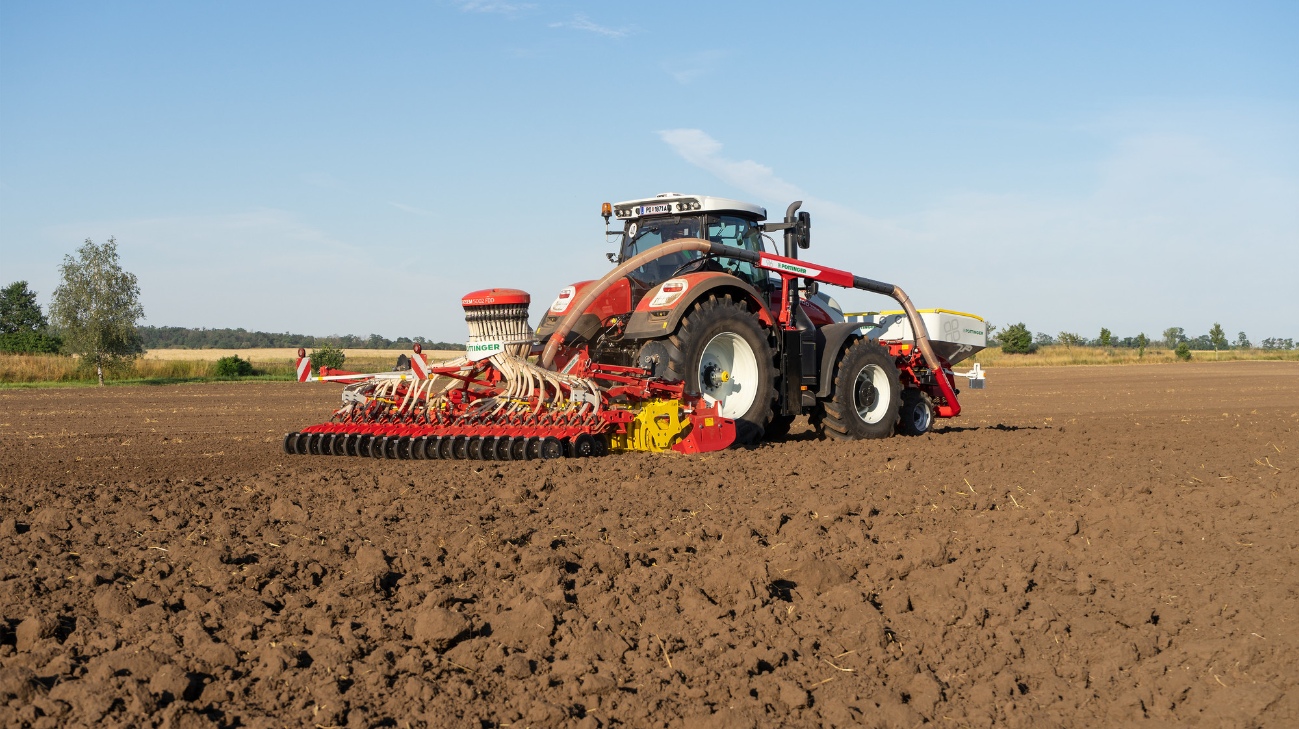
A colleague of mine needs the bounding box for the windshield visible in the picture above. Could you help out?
[621,217,703,285]
[620,214,773,290]
[705,215,768,289]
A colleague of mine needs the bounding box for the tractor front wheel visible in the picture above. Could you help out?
[821,339,901,440]
[662,294,775,445]
[897,389,935,436]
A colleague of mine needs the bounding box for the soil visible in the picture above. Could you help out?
[1,360,1296,728]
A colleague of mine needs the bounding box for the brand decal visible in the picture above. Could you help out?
[466,341,505,360]
[760,256,821,278]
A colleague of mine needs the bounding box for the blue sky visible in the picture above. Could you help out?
[2,1,1295,342]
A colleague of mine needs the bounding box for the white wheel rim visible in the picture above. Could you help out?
[912,399,932,431]
[697,332,759,419]
[853,364,891,424]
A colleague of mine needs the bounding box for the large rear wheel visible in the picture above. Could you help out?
[821,338,901,440]
[660,294,775,445]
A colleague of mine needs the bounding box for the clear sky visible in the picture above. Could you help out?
[2,1,1296,343]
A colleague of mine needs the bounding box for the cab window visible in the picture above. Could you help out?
[706,215,768,290]
[621,217,702,286]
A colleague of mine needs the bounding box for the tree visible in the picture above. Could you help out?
[0,280,62,353]
[1057,331,1085,349]
[1208,323,1227,357]
[1136,332,1149,359]
[999,323,1034,354]
[1163,327,1185,350]
[985,322,998,345]
[1098,327,1113,348]
[1236,331,1251,349]
[1034,332,1056,347]
[1,281,47,333]
[214,355,254,377]
[50,238,145,385]
[1175,342,1192,361]
[310,345,346,371]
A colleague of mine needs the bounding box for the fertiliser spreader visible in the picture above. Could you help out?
[283,193,987,461]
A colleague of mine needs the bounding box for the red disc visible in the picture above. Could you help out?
[461,288,531,307]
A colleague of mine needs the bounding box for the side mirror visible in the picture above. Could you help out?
[795,211,811,249]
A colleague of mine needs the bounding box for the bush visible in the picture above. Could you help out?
[1175,342,1192,361]
[0,330,62,354]
[214,354,255,377]
[310,345,345,371]
[999,323,1036,354]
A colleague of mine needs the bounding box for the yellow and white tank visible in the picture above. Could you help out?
[846,309,988,365]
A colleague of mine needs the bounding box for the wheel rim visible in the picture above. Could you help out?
[853,364,891,424]
[912,400,932,432]
[697,332,760,419]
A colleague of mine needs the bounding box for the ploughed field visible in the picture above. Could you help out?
[1,361,1296,728]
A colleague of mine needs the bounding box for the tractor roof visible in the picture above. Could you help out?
[611,193,766,222]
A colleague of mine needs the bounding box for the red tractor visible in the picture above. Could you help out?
[535,192,982,444]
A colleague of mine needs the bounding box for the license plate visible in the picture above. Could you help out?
[638,203,672,215]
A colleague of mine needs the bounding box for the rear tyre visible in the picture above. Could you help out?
[660,294,775,445]
[897,390,935,436]
[821,339,901,441]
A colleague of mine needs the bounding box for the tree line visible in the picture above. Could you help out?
[993,322,1296,356]
[137,326,463,351]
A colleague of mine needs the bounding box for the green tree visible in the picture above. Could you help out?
[310,344,346,371]
[999,323,1034,354]
[1163,327,1185,350]
[1208,323,1227,357]
[1098,327,1113,347]
[1,281,47,333]
[49,238,145,385]
[1136,332,1149,359]
[1175,342,1192,361]
[1236,331,1251,349]
[214,354,254,377]
[1057,331,1085,349]
[0,280,62,353]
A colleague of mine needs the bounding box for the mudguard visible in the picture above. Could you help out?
[621,272,772,341]
[536,278,633,342]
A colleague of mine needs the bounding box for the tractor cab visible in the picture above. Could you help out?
[610,193,771,297]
